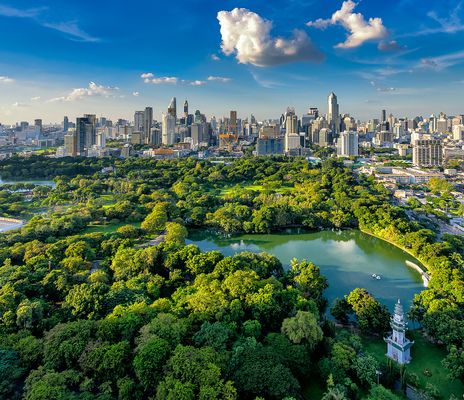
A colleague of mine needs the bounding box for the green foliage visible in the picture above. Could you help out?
[346,289,390,334]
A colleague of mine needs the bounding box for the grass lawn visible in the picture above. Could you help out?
[83,221,141,234]
[363,331,464,399]
[220,183,294,197]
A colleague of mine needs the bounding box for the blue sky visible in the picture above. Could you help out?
[0,0,463,124]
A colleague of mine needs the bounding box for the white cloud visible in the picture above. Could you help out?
[141,73,178,84]
[211,54,220,61]
[419,50,464,71]
[207,76,231,82]
[378,40,406,52]
[42,21,100,42]
[12,102,30,107]
[49,81,119,102]
[0,76,14,83]
[307,1,388,48]
[0,4,100,42]
[217,8,323,67]
[0,4,44,18]
[132,91,140,97]
[30,96,41,101]
[188,80,206,86]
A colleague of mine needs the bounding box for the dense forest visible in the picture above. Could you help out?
[0,155,462,399]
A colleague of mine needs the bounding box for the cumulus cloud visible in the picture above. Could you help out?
[307,1,388,48]
[211,54,220,61]
[207,76,231,82]
[49,81,119,102]
[141,73,178,84]
[0,76,14,83]
[217,8,323,67]
[132,91,140,97]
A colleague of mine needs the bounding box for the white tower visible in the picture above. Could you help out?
[385,299,414,364]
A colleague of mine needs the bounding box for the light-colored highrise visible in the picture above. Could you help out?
[413,139,443,167]
[337,131,359,157]
[162,113,176,145]
[168,97,177,119]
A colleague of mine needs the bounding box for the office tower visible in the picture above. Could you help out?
[183,100,188,121]
[143,107,153,144]
[168,97,177,119]
[328,92,340,135]
[64,130,77,157]
[162,113,176,145]
[229,111,237,134]
[75,115,96,155]
[257,137,284,155]
[134,111,144,132]
[436,115,448,133]
[337,131,359,157]
[34,119,43,134]
[413,139,443,167]
[284,108,298,134]
[452,125,464,141]
[194,110,202,124]
[96,131,106,148]
[63,116,69,132]
[260,125,280,139]
[381,109,387,123]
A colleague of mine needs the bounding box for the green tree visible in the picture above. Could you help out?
[281,311,323,348]
[133,337,171,390]
[142,203,168,233]
[165,222,188,245]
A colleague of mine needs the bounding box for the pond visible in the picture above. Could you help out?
[188,229,425,312]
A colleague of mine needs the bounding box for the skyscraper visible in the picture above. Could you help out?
[76,115,96,156]
[63,116,69,132]
[229,111,237,134]
[337,131,359,157]
[168,97,177,120]
[328,92,340,135]
[162,113,176,145]
[183,100,188,121]
[143,107,153,144]
[134,111,144,132]
[413,139,443,167]
[381,109,387,123]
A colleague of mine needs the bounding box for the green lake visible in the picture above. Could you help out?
[188,229,425,312]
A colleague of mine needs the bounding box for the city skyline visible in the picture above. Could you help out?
[1,0,464,123]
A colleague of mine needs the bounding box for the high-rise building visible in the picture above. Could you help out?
[452,125,464,141]
[143,107,153,144]
[337,131,359,157]
[134,111,144,132]
[328,92,340,135]
[183,100,188,122]
[381,109,387,123]
[64,130,77,157]
[413,139,443,167]
[168,97,177,119]
[63,116,69,132]
[34,119,43,134]
[76,115,96,155]
[229,111,237,134]
[162,113,176,145]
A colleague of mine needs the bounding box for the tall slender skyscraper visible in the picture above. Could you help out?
[63,116,69,132]
[143,107,153,144]
[168,97,177,120]
[183,100,188,121]
[134,111,144,132]
[229,111,237,134]
[328,92,340,135]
